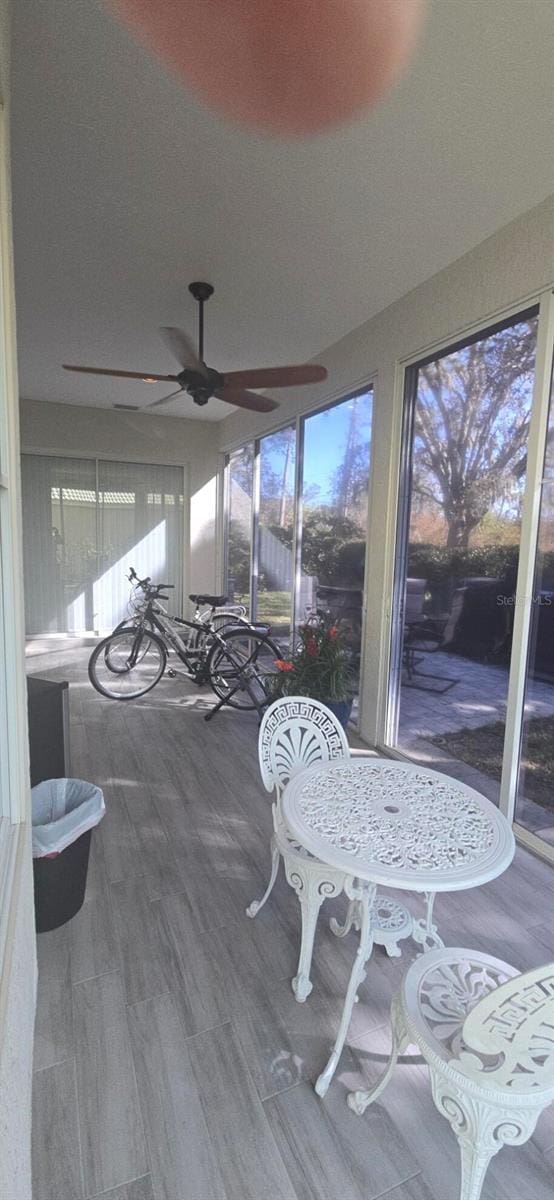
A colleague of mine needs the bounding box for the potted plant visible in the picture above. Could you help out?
[271,615,354,728]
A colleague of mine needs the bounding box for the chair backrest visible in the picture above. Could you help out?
[404,578,427,623]
[458,961,554,1096]
[441,587,466,647]
[258,696,350,796]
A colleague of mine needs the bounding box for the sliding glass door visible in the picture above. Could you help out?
[21,455,185,635]
[388,309,540,803]
[387,297,554,862]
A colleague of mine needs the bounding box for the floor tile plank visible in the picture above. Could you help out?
[264,1078,417,1200]
[33,974,74,1072]
[186,1021,297,1200]
[127,992,228,1200]
[32,1059,84,1200]
[73,971,148,1197]
[110,875,170,1006]
[92,1175,155,1200]
[152,891,229,1036]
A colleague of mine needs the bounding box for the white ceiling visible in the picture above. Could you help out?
[11,0,554,422]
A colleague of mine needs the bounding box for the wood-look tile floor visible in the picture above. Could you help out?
[31,651,554,1200]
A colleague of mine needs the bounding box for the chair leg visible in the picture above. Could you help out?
[348,992,410,1114]
[285,859,344,1003]
[246,836,280,918]
[430,1072,543,1200]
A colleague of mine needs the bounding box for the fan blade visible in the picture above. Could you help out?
[159,327,209,377]
[221,364,327,390]
[63,364,178,382]
[144,387,184,409]
[215,387,279,413]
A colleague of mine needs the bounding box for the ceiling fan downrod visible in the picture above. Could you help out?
[188,281,214,363]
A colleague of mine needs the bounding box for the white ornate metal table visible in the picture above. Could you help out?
[281,757,515,1097]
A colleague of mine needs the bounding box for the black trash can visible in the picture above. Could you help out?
[32,778,105,933]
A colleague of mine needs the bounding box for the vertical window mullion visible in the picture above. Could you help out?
[251,441,260,621]
[385,363,419,747]
[291,414,305,642]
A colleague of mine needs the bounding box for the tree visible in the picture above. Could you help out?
[331,395,372,519]
[412,319,537,548]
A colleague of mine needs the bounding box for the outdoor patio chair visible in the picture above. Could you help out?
[247,696,412,1002]
[348,947,554,1200]
[403,587,466,694]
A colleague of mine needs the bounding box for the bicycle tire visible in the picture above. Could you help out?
[88,628,167,700]
[190,611,252,656]
[206,627,281,710]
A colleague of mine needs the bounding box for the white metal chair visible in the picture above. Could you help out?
[348,947,554,1200]
[247,696,412,1002]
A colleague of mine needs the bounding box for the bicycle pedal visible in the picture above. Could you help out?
[166,668,177,678]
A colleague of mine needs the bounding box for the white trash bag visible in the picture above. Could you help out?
[32,778,105,858]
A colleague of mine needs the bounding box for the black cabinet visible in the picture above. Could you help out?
[27,675,69,785]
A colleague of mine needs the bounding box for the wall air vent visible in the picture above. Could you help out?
[113,403,140,410]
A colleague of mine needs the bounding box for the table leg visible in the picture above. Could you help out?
[315,880,377,1097]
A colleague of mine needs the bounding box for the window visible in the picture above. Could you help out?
[256,426,296,635]
[226,444,254,613]
[299,390,372,679]
[224,387,374,690]
[387,309,541,803]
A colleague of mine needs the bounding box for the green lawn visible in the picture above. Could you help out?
[431,716,554,809]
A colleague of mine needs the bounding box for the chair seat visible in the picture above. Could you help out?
[403,947,520,1068]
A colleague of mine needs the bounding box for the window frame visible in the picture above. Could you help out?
[0,100,31,1001]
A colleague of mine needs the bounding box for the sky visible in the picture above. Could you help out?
[262,390,373,504]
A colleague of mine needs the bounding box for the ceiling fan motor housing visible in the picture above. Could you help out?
[178,363,222,404]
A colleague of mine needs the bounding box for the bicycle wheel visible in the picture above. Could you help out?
[206,627,281,710]
[190,611,252,656]
[88,629,167,699]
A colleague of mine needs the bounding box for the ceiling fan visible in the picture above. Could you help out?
[63,282,328,414]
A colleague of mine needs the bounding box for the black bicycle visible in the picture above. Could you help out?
[88,570,281,719]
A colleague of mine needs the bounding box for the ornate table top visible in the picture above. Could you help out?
[282,758,515,892]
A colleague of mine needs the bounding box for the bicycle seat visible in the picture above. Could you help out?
[189,593,229,607]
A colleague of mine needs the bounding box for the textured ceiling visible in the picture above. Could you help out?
[11,0,554,421]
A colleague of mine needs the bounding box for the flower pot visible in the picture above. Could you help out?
[324,699,353,729]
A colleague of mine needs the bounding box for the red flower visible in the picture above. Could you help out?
[274,659,294,672]
[306,638,318,657]
[328,626,338,638]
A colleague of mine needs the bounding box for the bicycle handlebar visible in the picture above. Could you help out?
[127,567,174,592]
